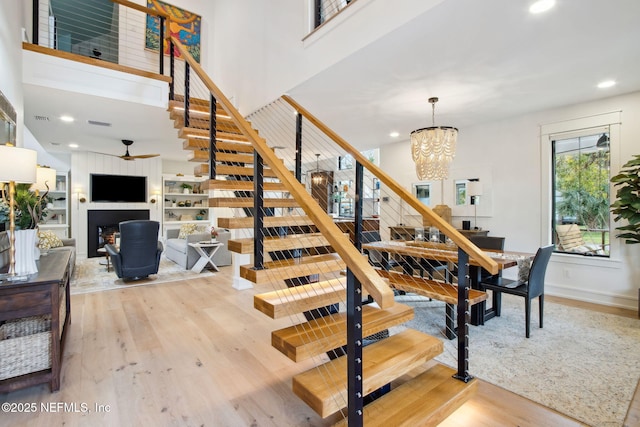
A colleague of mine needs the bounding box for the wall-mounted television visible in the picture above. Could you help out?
[90,174,147,203]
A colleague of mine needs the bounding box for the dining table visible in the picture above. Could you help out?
[361,240,535,326]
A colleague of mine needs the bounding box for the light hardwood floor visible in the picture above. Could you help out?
[1,267,636,426]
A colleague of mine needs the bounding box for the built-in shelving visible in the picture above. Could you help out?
[162,174,209,236]
[39,172,70,238]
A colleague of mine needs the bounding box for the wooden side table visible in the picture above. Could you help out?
[0,249,72,392]
[188,241,223,273]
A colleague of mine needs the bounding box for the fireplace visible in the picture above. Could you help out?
[87,210,150,257]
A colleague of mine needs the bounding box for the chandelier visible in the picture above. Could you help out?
[310,154,328,185]
[410,97,458,180]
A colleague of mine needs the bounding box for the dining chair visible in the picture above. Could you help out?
[469,236,505,280]
[478,245,554,338]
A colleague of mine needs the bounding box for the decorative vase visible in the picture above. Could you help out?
[183,188,189,194]
[10,229,38,275]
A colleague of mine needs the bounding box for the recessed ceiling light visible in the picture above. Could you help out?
[60,115,75,122]
[597,80,616,89]
[389,131,400,138]
[68,143,79,148]
[529,0,555,14]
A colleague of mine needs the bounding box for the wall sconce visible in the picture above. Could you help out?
[75,188,86,209]
[150,190,161,208]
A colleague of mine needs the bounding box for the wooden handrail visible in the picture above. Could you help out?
[282,95,499,275]
[169,36,395,309]
[110,0,170,18]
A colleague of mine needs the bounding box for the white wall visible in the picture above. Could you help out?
[380,91,640,310]
[209,0,444,115]
[71,152,162,259]
[0,0,25,146]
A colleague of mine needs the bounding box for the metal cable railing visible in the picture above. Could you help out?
[248,98,468,341]
[31,0,168,76]
[313,0,357,29]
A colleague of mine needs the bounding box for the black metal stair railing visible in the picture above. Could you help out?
[245,96,498,381]
[165,33,494,423]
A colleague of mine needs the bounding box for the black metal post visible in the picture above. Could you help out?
[169,39,175,100]
[346,161,364,426]
[158,17,165,75]
[209,94,217,179]
[295,113,303,182]
[184,62,190,128]
[32,0,39,45]
[253,152,265,269]
[454,249,473,382]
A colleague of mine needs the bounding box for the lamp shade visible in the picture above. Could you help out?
[467,181,483,197]
[0,145,38,183]
[31,166,57,192]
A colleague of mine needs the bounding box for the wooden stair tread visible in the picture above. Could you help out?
[377,270,487,306]
[218,215,315,229]
[183,139,254,153]
[196,164,280,177]
[171,114,240,131]
[254,277,347,319]
[206,180,287,191]
[229,233,336,254]
[240,253,346,285]
[293,329,443,417]
[209,197,299,208]
[169,98,224,113]
[272,302,412,362]
[187,151,255,164]
[334,364,478,427]
[170,112,240,131]
[179,127,249,142]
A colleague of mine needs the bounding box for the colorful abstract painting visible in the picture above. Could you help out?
[145,0,201,63]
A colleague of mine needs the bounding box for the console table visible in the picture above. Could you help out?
[0,249,72,392]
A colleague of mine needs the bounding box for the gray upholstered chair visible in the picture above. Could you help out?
[105,220,163,280]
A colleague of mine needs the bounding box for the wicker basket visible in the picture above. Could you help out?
[0,315,52,381]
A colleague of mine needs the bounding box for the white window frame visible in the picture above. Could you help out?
[540,111,622,260]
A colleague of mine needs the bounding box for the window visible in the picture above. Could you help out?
[413,183,430,206]
[455,181,467,206]
[552,130,610,256]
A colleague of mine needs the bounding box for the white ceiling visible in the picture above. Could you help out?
[23,0,640,162]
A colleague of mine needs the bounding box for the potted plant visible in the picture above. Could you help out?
[14,183,50,230]
[196,209,207,220]
[610,154,640,244]
[4,183,51,275]
[181,183,192,194]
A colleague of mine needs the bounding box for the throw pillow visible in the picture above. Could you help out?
[178,223,199,239]
[517,257,532,283]
[38,230,64,250]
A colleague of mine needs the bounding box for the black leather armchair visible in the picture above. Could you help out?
[105,220,163,281]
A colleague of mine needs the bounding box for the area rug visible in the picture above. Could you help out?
[393,294,640,427]
[71,256,215,295]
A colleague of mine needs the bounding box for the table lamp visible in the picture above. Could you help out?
[0,145,38,278]
[31,166,56,196]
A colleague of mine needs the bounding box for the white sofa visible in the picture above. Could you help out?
[164,229,232,270]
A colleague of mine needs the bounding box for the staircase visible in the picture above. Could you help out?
[166,89,479,424]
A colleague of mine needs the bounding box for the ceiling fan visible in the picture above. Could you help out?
[100,140,160,161]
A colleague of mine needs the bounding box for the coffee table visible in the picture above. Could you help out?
[188,241,224,273]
